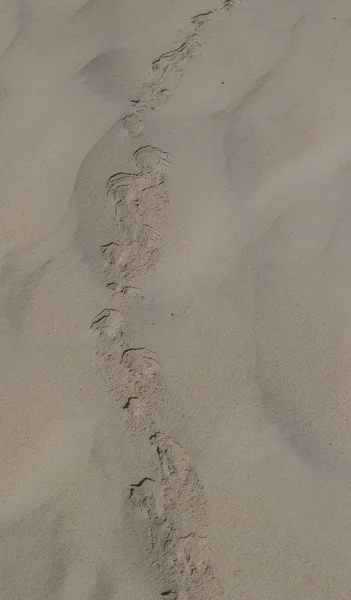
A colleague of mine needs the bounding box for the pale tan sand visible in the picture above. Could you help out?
[2,1,351,599]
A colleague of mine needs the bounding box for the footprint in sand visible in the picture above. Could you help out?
[90,309,122,340]
[134,146,171,174]
[121,348,161,380]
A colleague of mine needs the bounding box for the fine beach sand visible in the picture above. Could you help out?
[2,0,351,598]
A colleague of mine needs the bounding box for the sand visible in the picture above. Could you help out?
[2,0,351,598]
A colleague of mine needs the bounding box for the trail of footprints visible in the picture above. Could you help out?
[101,145,170,293]
[91,5,237,599]
[123,34,201,134]
[122,2,239,138]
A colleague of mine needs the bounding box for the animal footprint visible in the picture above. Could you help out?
[91,309,122,340]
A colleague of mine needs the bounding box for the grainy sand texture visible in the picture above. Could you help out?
[2,0,351,599]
